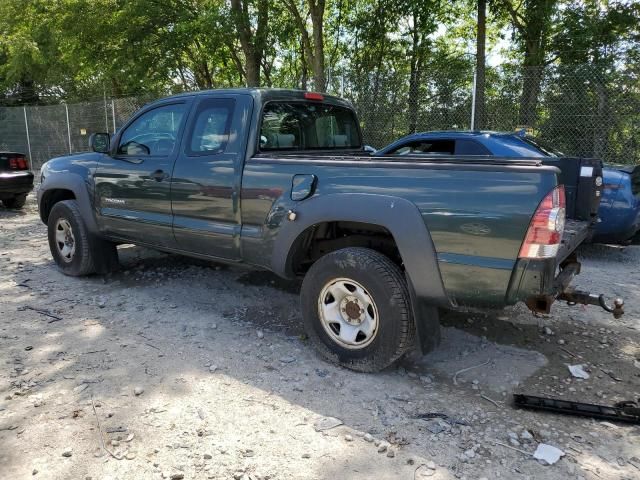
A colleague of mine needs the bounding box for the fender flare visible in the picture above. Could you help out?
[38,172,99,233]
[270,193,448,352]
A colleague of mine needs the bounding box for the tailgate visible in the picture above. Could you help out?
[549,157,603,222]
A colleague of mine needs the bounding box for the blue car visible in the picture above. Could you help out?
[375,131,640,244]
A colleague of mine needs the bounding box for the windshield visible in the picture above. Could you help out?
[260,102,361,151]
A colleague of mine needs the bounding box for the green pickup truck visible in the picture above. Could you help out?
[37,89,622,371]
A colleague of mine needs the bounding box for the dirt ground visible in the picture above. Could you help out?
[1,195,639,480]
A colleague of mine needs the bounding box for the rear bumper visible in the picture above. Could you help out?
[506,219,590,305]
[0,171,34,198]
[511,218,625,319]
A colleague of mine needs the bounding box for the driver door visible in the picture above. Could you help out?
[94,100,189,248]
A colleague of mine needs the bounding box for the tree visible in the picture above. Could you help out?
[229,0,270,87]
[283,0,327,91]
[405,0,441,133]
[494,0,557,126]
[474,0,486,130]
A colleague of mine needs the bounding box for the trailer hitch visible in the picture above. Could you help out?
[558,288,624,319]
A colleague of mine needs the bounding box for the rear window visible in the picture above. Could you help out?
[260,102,361,151]
[496,135,562,158]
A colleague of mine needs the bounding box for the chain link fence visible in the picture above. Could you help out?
[1,65,638,169]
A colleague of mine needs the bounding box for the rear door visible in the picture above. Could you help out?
[94,100,190,247]
[170,94,252,260]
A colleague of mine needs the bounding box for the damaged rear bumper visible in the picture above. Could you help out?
[507,219,624,318]
[524,258,624,318]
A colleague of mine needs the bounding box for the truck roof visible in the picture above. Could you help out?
[399,130,518,139]
[150,88,355,109]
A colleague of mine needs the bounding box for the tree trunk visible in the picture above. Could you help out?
[229,0,269,88]
[309,0,326,92]
[407,17,420,134]
[474,0,487,130]
[300,40,309,90]
[593,78,608,159]
[519,46,544,127]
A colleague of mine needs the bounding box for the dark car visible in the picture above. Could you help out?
[0,151,34,209]
[37,89,621,372]
[375,131,640,244]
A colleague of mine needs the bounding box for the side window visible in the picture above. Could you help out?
[187,98,234,155]
[117,103,186,156]
[455,139,491,155]
[390,140,455,155]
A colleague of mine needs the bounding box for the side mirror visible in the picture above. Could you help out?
[89,133,110,153]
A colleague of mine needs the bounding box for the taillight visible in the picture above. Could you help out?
[519,185,566,259]
[9,155,28,170]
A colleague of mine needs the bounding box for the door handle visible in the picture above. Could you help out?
[150,169,169,182]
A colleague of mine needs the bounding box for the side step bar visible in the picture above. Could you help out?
[514,394,640,424]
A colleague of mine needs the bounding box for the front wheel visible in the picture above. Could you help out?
[300,247,415,372]
[47,200,109,276]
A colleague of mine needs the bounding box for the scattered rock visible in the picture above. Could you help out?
[345,434,353,442]
[424,418,450,434]
[386,449,395,458]
[25,346,33,351]
[313,416,343,432]
[520,430,534,441]
[134,386,144,396]
[301,453,311,459]
[170,474,184,480]
[209,365,218,373]
[543,326,554,335]
[203,453,212,460]
[73,384,88,394]
[377,442,389,453]
[257,330,264,339]
[363,433,374,442]
[61,449,72,457]
[279,356,296,364]
[415,464,436,477]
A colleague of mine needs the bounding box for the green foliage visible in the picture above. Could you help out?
[0,0,638,162]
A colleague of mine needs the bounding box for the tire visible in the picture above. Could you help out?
[300,247,416,372]
[47,200,104,276]
[2,194,27,209]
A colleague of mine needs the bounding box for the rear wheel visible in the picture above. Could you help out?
[2,194,27,209]
[300,247,415,372]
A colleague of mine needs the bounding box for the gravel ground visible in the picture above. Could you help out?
[1,195,639,480]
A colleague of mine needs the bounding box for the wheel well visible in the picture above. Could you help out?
[40,189,76,223]
[288,221,402,276]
